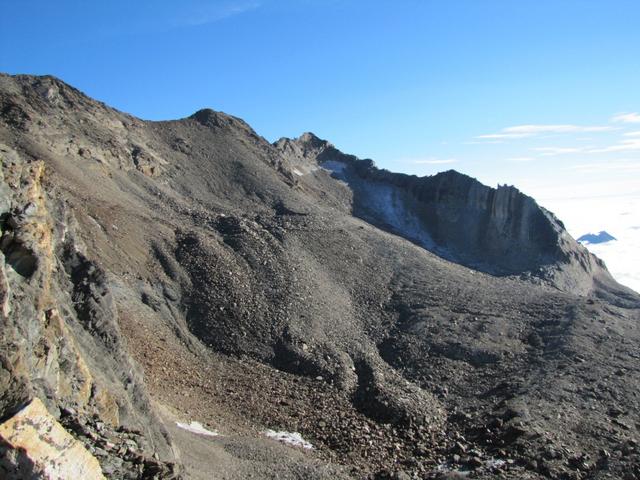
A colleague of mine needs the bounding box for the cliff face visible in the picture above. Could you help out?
[275,133,615,295]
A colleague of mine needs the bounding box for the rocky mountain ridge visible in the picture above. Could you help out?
[1,73,639,479]
[275,133,619,296]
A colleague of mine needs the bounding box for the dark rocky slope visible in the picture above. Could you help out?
[0,74,639,479]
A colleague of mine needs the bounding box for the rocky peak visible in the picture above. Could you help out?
[190,108,225,127]
[296,132,331,150]
[189,108,256,136]
[274,132,329,160]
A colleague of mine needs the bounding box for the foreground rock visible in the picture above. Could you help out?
[0,398,104,479]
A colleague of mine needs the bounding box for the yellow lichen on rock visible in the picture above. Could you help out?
[91,385,120,427]
[40,308,95,408]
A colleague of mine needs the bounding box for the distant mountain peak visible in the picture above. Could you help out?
[188,107,261,140]
[578,231,617,244]
[189,108,234,128]
[297,131,323,143]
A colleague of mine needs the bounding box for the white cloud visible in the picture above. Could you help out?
[540,195,640,293]
[476,124,614,140]
[506,125,612,134]
[588,139,640,153]
[411,158,457,165]
[464,140,505,144]
[567,161,640,174]
[531,139,640,155]
[585,235,640,293]
[174,1,261,27]
[611,112,640,124]
[506,157,535,162]
[98,1,262,37]
[534,147,585,156]
[624,130,640,137]
[476,133,531,140]
[176,1,261,27]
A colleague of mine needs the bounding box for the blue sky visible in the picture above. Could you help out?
[2,0,640,289]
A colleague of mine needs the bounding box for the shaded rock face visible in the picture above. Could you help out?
[275,133,611,294]
[0,73,639,479]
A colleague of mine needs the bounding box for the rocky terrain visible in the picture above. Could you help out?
[0,73,639,479]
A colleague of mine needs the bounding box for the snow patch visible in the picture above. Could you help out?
[289,164,319,176]
[435,463,470,476]
[263,429,314,450]
[434,457,506,475]
[356,180,444,254]
[486,458,507,468]
[320,160,347,176]
[320,161,451,260]
[176,421,219,437]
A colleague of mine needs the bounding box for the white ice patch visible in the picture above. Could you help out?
[357,181,442,253]
[320,160,347,175]
[319,161,448,258]
[176,421,219,437]
[486,458,507,468]
[434,463,470,476]
[434,457,506,475]
[289,164,319,176]
[263,429,314,450]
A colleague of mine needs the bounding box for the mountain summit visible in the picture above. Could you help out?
[1,74,639,479]
[578,231,617,244]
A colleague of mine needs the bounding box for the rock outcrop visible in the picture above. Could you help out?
[0,398,105,479]
[0,106,177,476]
